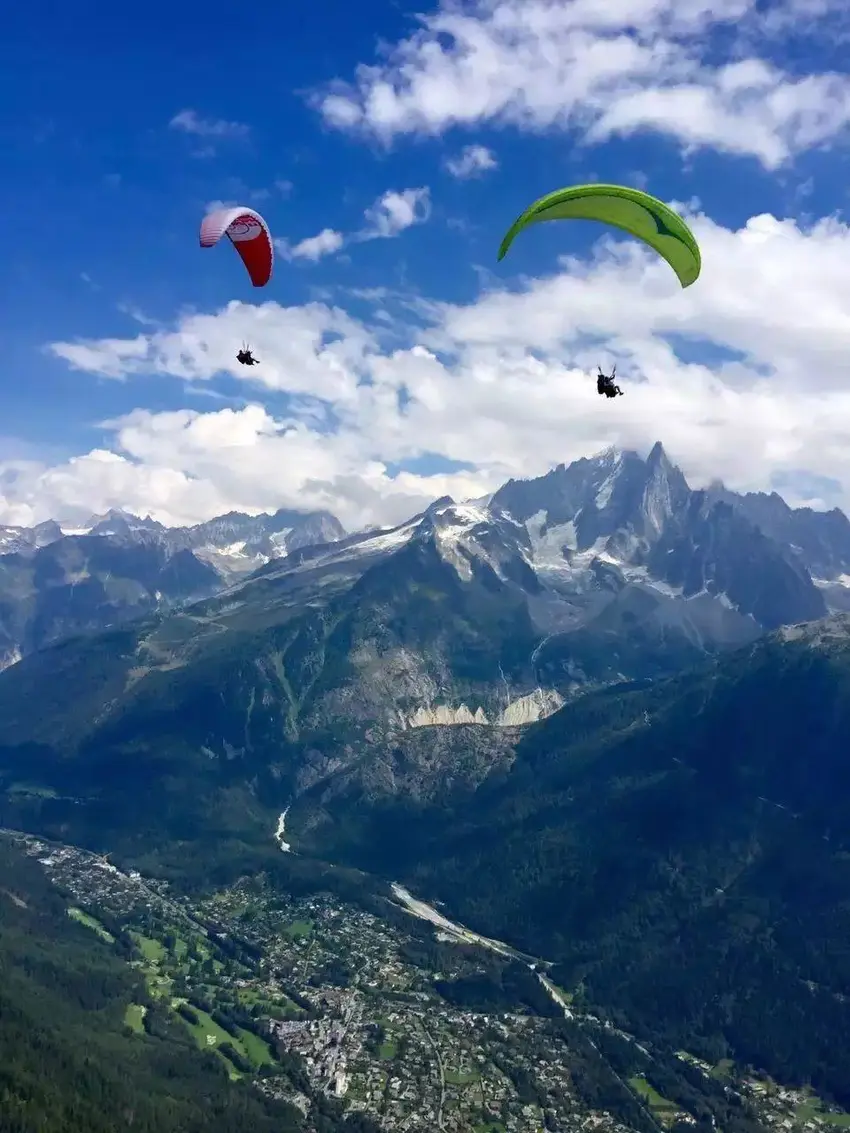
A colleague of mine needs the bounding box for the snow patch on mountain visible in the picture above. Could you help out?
[423,501,533,585]
[357,521,419,555]
[221,541,249,557]
[524,511,577,573]
[594,450,623,510]
[814,574,850,589]
[616,562,685,600]
[1,508,346,590]
[0,645,22,673]
[269,528,293,548]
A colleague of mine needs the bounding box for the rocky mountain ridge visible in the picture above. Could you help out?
[1,443,850,843]
[2,440,850,719]
[0,506,346,669]
[1,505,345,573]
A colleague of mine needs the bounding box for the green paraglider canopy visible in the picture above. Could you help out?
[497,183,701,288]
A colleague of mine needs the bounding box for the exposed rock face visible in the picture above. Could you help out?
[406,704,490,728]
[403,688,565,729]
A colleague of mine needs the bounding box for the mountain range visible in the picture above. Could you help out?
[3,441,850,788]
[6,441,850,1103]
[1,439,849,871]
[0,505,343,668]
[4,440,848,683]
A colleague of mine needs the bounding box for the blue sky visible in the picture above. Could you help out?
[3,0,850,529]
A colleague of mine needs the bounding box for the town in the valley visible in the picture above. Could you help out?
[3,829,847,1133]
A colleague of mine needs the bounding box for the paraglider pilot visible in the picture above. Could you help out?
[597,365,623,398]
[237,346,260,366]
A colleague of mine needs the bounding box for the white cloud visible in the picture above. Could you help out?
[169,109,250,138]
[444,144,498,178]
[48,301,375,400]
[277,228,346,262]
[357,188,432,239]
[275,188,431,263]
[21,208,850,530]
[311,0,850,168]
[205,198,238,213]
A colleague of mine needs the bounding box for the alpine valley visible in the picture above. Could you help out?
[6,442,850,1128]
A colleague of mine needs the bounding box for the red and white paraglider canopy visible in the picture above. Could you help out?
[199,206,274,287]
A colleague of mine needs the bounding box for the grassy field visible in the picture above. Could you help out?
[177,1005,244,1079]
[794,1097,850,1127]
[59,882,304,1097]
[114,914,283,1082]
[445,1068,479,1086]
[711,1059,735,1079]
[123,1004,147,1034]
[235,1026,276,1067]
[282,919,312,940]
[67,907,115,943]
[170,932,189,961]
[173,1004,276,1078]
[130,931,166,964]
[629,1075,679,1126]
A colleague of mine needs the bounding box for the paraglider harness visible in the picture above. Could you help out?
[236,343,259,366]
[597,365,623,398]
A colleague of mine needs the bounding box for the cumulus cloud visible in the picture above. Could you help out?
[276,188,431,264]
[169,109,250,138]
[310,0,850,168]
[22,208,850,530]
[278,228,346,262]
[444,144,499,178]
[49,301,376,401]
[205,198,238,213]
[357,188,431,239]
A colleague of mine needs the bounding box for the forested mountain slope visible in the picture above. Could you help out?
[313,617,850,1104]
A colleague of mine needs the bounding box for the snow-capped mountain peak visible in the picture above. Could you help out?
[5,442,850,680]
[0,506,347,582]
[414,498,534,585]
[490,442,690,571]
[0,519,64,554]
